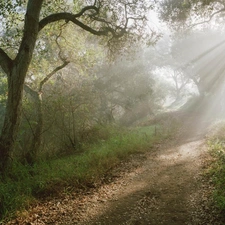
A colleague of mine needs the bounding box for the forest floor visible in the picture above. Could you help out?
[7,114,225,225]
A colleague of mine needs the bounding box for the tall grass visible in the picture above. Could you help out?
[207,121,225,211]
[0,125,164,222]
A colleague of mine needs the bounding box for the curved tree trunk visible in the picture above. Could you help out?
[0,70,24,172]
[0,0,44,174]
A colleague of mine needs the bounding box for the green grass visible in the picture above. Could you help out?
[0,125,166,222]
[207,122,225,211]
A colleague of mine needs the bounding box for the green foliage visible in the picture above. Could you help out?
[207,122,225,211]
[159,0,224,29]
[0,163,34,219]
[0,125,163,222]
[94,56,157,126]
[159,0,192,23]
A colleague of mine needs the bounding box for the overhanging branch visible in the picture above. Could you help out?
[39,13,126,38]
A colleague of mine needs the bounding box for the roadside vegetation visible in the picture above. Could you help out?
[2,0,225,224]
[0,122,175,222]
[207,122,225,212]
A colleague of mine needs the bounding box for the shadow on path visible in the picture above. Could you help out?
[78,138,206,225]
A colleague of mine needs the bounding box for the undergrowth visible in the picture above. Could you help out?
[0,124,168,223]
[207,121,225,212]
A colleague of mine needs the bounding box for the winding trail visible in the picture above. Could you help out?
[79,139,207,225]
[7,117,223,225]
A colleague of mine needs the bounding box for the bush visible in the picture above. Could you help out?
[0,125,165,222]
[207,121,225,211]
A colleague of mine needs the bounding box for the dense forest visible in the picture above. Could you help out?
[1,0,225,223]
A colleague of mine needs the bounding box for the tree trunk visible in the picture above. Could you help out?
[23,87,43,165]
[0,0,44,174]
[26,93,43,166]
[23,60,69,165]
[0,68,27,172]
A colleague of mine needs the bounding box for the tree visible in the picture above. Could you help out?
[94,54,156,126]
[0,0,153,174]
[157,2,225,120]
[23,61,69,165]
[167,29,225,96]
[159,0,225,29]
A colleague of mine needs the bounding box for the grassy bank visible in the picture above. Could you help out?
[0,125,168,222]
[207,122,225,212]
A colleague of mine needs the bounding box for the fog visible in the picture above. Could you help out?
[87,27,225,129]
[1,5,225,160]
[147,28,225,134]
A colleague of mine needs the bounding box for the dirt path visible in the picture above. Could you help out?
[78,139,209,225]
[8,120,223,225]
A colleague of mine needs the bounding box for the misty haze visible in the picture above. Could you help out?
[1,1,225,224]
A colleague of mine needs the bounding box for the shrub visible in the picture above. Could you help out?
[0,125,164,222]
[207,121,225,211]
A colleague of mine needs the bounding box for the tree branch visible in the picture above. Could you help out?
[39,12,126,38]
[0,48,13,76]
[188,7,225,29]
[74,5,99,17]
[39,61,69,92]
[39,5,99,31]
[55,22,68,62]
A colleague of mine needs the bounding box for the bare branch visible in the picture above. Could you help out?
[124,3,129,27]
[39,61,69,92]
[55,23,68,62]
[0,48,13,76]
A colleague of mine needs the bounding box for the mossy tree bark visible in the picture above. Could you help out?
[0,0,44,173]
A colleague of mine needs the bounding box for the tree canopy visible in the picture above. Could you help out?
[159,0,225,29]
[0,0,155,174]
